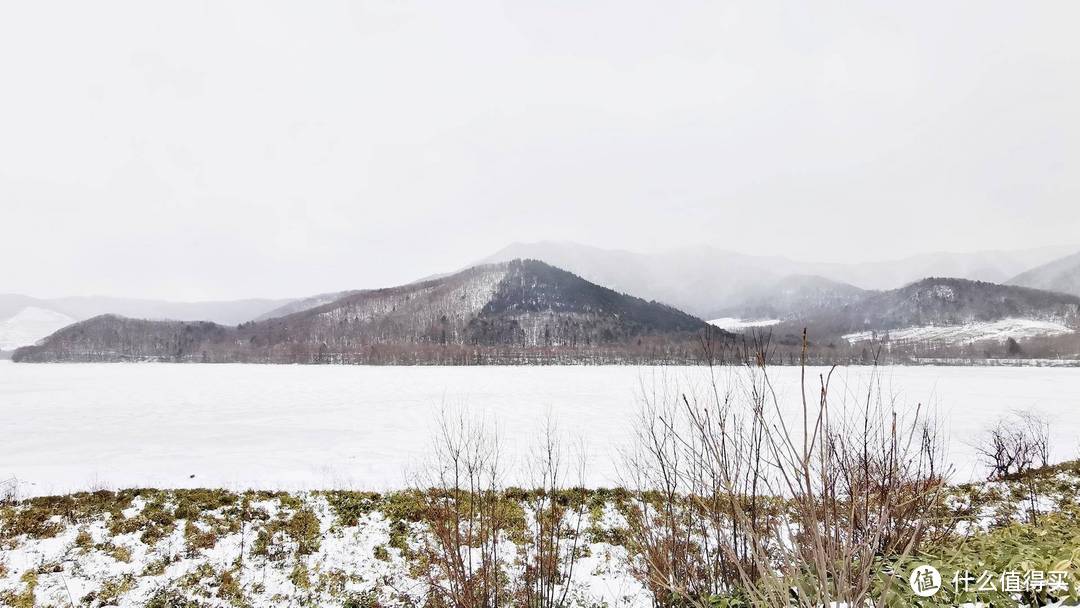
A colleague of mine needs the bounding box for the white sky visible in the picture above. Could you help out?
[1,1,1078,300]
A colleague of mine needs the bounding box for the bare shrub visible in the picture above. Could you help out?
[622,330,949,608]
[620,341,774,606]
[977,410,1051,480]
[414,409,590,608]
[415,408,508,608]
[515,415,589,608]
[976,409,1051,525]
[0,477,17,506]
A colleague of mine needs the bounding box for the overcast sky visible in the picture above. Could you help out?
[1,1,1078,300]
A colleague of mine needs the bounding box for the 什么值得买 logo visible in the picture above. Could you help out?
[909,564,942,597]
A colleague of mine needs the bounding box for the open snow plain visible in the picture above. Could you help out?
[2,360,1079,497]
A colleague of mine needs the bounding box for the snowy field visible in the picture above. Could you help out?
[707,317,781,331]
[843,317,1075,344]
[2,361,1079,497]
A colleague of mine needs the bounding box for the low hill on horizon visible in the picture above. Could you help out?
[713,272,1080,328]
[799,277,1080,336]
[0,293,295,352]
[703,276,1080,364]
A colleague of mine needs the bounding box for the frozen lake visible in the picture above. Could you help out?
[2,361,1078,497]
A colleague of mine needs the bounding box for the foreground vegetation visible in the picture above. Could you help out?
[1,462,1079,607]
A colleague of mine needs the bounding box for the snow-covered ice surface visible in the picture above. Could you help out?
[2,361,1080,496]
[707,317,781,331]
[843,317,1075,345]
[0,307,75,351]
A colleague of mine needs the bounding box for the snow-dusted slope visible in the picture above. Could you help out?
[253,290,358,321]
[708,318,780,331]
[0,293,294,327]
[1008,250,1080,297]
[0,306,75,351]
[843,318,1075,345]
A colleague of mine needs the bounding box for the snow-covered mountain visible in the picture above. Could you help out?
[759,277,1080,346]
[1008,250,1080,297]
[0,306,76,351]
[826,278,1077,330]
[481,242,811,317]
[14,260,719,364]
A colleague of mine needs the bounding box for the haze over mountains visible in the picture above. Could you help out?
[14,260,713,364]
[482,241,1078,318]
[0,294,294,354]
[0,294,290,327]
[1008,251,1080,298]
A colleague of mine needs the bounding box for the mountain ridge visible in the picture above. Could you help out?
[0,294,299,353]
[13,260,720,365]
[481,241,1078,317]
[1007,250,1080,297]
[752,277,1080,340]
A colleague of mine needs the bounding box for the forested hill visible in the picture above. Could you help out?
[788,277,1080,336]
[13,260,722,364]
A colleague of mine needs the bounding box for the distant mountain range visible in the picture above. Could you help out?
[1008,250,1080,297]
[13,260,717,364]
[253,291,359,321]
[703,277,1080,363]
[767,277,1080,336]
[7,241,1080,363]
[0,293,292,325]
[709,274,866,321]
[481,241,1078,318]
[0,294,295,354]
